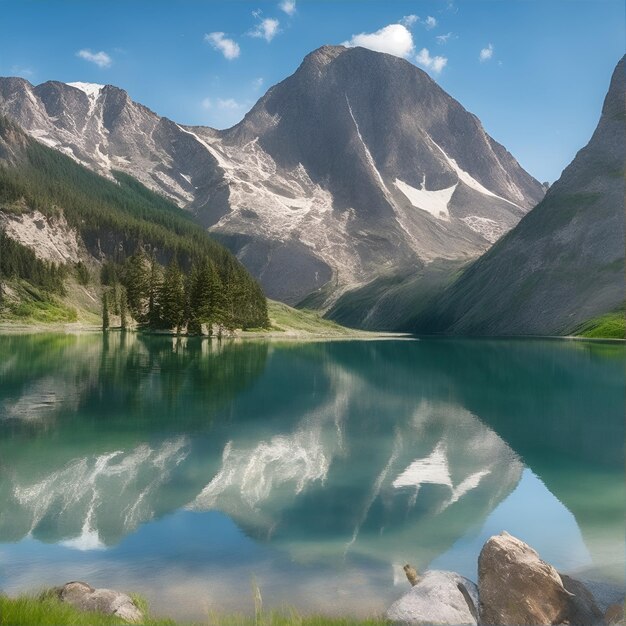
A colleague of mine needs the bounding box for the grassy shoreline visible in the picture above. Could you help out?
[0,594,388,626]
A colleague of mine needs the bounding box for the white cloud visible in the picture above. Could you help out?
[279,0,296,16]
[252,77,264,89]
[343,24,414,59]
[217,98,244,110]
[204,32,240,60]
[424,16,437,29]
[416,48,448,74]
[436,32,453,45]
[251,17,280,42]
[202,97,247,111]
[479,43,494,62]
[76,49,112,68]
[10,65,34,78]
[400,15,418,28]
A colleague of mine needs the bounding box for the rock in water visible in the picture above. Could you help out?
[57,581,143,623]
[560,574,605,625]
[478,531,609,625]
[386,570,479,625]
[478,532,570,625]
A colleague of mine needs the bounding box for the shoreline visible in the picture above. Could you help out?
[0,321,623,342]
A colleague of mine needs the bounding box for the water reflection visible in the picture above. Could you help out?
[0,335,622,619]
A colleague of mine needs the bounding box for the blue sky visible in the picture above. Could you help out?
[0,0,623,182]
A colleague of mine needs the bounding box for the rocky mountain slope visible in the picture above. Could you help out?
[413,55,625,336]
[0,117,268,328]
[0,46,545,307]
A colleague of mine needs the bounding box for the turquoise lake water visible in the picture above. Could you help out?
[0,333,623,619]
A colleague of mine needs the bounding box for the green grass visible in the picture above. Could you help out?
[266,301,361,335]
[0,594,388,626]
[574,310,625,339]
[0,594,174,626]
[1,282,78,324]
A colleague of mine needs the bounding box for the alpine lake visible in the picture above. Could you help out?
[0,333,623,621]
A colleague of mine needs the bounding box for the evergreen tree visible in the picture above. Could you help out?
[120,288,128,330]
[102,291,110,331]
[156,258,185,332]
[123,250,150,320]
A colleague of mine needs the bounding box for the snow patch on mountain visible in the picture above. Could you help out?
[429,138,524,211]
[67,82,105,115]
[394,178,455,221]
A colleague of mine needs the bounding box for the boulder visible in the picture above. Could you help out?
[560,573,605,625]
[57,581,143,623]
[478,532,606,625]
[386,570,479,625]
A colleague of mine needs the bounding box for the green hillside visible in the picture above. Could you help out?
[0,117,268,331]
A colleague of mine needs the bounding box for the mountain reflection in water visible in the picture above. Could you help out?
[0,334,622,619]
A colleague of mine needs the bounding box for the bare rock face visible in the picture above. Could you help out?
[57,581,143,623]
[478,532,606,626]
[561,573,606,625]
[386,570,479,625]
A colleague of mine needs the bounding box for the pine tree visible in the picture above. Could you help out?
[120,288,128,331]
[102,291,110,331]
[123,250,150,320]
[157,258,185,333]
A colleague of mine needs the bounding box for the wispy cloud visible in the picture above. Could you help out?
[436,32,453,45]
[10,65,35,78]
[479,43,494,62]
[416,48,448,74]
[201,97,247,111]
[279,0,296,16]
[204,32,240,60]
[250,15,281,42]
[252,77,264,89]
[399,15,437,30]
[76,49,112,68]
[343,23,414,59]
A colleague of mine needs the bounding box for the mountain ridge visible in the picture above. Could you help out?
[411,54,626,336]
[0,45,545,309]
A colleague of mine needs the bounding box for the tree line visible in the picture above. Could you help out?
[101,249,268,334]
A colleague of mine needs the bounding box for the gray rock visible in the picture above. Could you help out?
[386,570,479,625]
[57,581,143,623]
[560,573,606,625]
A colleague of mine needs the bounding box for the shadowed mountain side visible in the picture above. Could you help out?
[413,55,626,336]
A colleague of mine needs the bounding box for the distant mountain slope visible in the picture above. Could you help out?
[0,117,268,328]
[413,55,625,336]
[0,46,545,308]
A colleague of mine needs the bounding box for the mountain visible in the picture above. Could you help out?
[413,55,625,336]
[0,117,268,328]
[0,46,545,308]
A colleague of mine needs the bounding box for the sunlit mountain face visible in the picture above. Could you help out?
[0,335,623,619]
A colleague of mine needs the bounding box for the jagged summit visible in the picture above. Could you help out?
[0,45,545,307]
